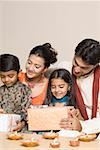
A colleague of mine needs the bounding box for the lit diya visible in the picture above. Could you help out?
[21,137,39,147]
[7,131,23,140]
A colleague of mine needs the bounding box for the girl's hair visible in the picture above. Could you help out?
[0,54,20,73]
[45,68,76,106]
[75,38,100,65]
[29,43,58,68]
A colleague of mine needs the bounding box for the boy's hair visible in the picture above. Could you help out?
[75,38,100,65]
[0,54,20,73]
[29,43,58,68]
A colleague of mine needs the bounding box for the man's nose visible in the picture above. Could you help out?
[74,66,81,73]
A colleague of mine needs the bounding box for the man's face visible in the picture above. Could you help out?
[72,56,95,78]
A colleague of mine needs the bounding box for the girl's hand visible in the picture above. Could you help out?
[12,121,25,132]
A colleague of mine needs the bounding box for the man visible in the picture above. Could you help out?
[60,38,100,131]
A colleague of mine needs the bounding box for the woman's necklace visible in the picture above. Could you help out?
[25,74,44,88]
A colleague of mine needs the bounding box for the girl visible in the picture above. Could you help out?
[45,68,75,107]
[19,43,58,105]
[0,54,32,132]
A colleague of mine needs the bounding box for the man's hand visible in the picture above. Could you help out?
[59,113,82,131]
[68,108,84,120]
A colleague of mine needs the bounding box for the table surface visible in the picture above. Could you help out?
[0,132,100,150]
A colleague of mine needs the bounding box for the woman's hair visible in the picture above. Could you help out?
[45,68,76,106]
[0,54,20,73]
[75,38,100,65]
[29,43,58,68]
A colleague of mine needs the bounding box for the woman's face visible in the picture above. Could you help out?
[0,70,18,87]
[26,54,46,79]
[50,78,69,99]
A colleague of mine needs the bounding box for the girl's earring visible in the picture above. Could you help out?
[68,86,70,91]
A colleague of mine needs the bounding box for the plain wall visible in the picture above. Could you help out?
[0,2,3,50]
[0,0,100,70]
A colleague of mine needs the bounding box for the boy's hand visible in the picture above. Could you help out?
[12,121,25,132]
[0,108,5,113]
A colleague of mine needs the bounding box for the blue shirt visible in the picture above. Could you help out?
[51,95,69,106]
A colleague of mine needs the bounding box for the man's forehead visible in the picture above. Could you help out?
[74,56,92,68]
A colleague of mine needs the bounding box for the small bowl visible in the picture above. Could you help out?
[79,133,97,142]
[69,139,80,147]
[50,138,60,148]
[7,133,23,140]
[21,140,39,147]
[43,132,58,139]
[50,142,60,148]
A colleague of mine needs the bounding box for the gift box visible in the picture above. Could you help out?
[0,114,21,132]
[28,106,73,131]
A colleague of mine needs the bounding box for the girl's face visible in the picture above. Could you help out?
[26,54,46,79]
[51,78,69,99]
[0,70,18,87]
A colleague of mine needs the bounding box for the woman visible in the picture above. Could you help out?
[19,43,58,105]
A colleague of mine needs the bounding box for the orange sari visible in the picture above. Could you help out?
[18,72,48,105]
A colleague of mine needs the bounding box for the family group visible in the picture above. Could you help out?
[0,38,100,133]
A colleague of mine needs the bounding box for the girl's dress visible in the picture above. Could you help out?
[51,95,70,106]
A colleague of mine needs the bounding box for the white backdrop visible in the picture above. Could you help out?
[0,0,100,70]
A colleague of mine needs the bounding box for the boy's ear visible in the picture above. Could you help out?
[18,69,22,77]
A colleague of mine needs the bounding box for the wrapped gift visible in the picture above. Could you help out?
[0,114,21,132]
[28,106,73,131]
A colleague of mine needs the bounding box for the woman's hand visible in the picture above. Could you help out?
[12,121,25,132]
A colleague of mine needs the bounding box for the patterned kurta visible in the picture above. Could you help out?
[0,81,32,122]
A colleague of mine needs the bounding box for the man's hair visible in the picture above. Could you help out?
[75,38,100,65]
[0,54,20,73]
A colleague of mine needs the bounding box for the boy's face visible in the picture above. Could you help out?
[0,70,18,87]
[51,78,69,99]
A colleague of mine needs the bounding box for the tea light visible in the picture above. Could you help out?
[50,138,60,148]
[69,138,80,147]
